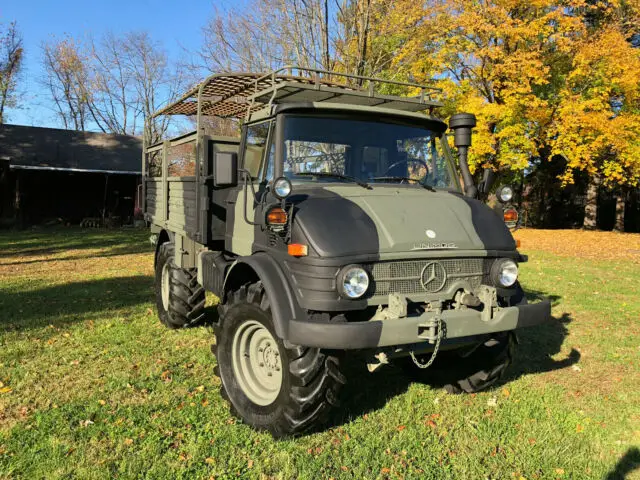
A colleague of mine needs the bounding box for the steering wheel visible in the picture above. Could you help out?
[383,159,429,182]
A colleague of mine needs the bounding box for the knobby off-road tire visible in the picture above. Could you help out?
[402,332,516,394]
[154,242,206,329]
[213,282,346,438]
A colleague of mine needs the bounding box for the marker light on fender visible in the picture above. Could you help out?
[288,244,308,257]
[266,207,287,225]
[503,208,519,223]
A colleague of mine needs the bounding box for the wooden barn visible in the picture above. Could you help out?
[0,124,142,228]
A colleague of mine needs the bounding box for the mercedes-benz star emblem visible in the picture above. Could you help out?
[420,261,447,292]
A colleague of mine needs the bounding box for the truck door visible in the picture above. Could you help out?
[225,121,272,255]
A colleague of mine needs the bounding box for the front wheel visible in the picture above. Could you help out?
[213,282,346,437]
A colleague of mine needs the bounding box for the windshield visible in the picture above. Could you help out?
[280,114,459,190]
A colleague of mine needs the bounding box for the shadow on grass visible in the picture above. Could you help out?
[327,355,412,428]
[0,243,151,266]
[506,312,579,381]
[605,448,640,480]
[0,227,150,260]
[0,275,154,330]
[506,287,580,382]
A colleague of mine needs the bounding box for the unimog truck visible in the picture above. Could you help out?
[143,66,551,437]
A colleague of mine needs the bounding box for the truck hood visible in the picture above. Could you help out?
[289,185,516,258]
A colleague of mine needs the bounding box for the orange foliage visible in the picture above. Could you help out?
[379,0,640,186]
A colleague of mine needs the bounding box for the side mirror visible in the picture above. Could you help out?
[213,152,238,187]
[478,168,496,194]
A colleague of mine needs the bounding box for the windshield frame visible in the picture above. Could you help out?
[271,111,461,192]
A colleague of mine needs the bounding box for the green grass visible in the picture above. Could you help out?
[0,228,639,479]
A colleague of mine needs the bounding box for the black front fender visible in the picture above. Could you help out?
[223,253,306,340]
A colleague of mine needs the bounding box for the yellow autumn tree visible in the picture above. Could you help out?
[375,0,640,229]
[547,1,640,229]
[385,0,584,173]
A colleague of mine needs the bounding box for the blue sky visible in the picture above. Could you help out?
[1,0,230,129]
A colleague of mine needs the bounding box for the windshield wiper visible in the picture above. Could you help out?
[371,176,436,191]
[296,172,371,189]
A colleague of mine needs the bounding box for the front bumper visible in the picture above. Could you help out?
[288,300,551,350]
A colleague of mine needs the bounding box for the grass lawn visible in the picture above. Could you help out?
[0,227,639,479]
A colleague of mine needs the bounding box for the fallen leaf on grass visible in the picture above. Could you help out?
[0,387,12,394]
[397,425,406,432]
[576,424,584,433]
[205,457,214,465]
[124,438,134,446]
[555,468,565,475]
[487,397,498,407]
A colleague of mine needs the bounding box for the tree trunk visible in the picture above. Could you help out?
[613,190,626,232]
[583,173,600,230]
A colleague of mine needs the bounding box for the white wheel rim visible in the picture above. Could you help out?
[161,263,170,311]
[231,320,283,406]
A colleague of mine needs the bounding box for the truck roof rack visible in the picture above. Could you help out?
[153,66,443,120]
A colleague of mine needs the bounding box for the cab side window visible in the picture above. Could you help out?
[243,122,270,179]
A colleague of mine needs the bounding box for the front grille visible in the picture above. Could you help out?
[370,258,492,297]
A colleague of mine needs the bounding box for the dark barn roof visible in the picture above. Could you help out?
[0,124,142,174]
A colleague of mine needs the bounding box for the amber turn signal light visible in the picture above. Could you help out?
[288,243,308,257]
[515,239,521,248]
[503,208,519,223]
[266,207,288,225]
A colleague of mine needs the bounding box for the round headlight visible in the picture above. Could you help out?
[498,185,514,203]
[492,258,518,287]
[340,266,369,299]
[273,177,292,199]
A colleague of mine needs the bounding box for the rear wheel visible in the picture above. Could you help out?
[401,332,516,394]
[154,242,205,329]
[213,282,346,437]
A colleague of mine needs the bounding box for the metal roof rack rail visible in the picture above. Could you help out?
[152,65,442,121]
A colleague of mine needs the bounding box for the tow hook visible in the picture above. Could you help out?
[418,301,444,343]
[411,316,444,369]
[412,301,445,369]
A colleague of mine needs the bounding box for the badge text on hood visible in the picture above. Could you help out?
[411,242,458,250]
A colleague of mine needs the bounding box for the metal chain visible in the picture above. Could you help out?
[410,317,443,369]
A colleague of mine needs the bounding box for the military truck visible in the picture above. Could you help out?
[142,66,551,437]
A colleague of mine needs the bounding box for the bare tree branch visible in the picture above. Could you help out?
[0,22,24,124]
